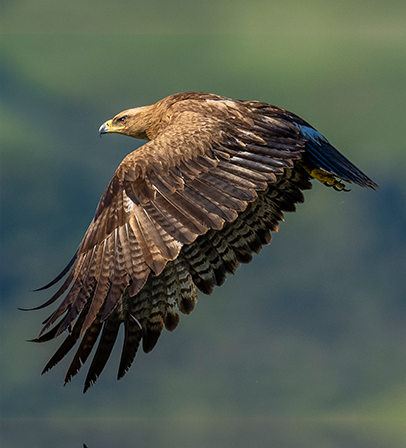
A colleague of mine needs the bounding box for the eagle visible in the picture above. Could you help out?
[27,92,377,392]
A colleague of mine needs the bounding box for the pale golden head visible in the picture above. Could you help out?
[99,105,154,140]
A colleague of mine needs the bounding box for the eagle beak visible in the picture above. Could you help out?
[98,119,126,137]
[98,119,113,137]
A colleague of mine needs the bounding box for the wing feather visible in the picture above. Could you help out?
[80,235,115,335]
[100,229,130,321]
[117,315,142,380]
[39,251,89,332]
[180,184,237,222]
[41,299,93,375]
[142,202,197,245]
[124,223,150,297]
[63,315,103,385]
[83,317,121,392]
[161,189,224,230]
[134,205,181,261]
[188,176,246,212]
[128,212,167,275]
[200,170,258,201]
[153,192,209,235]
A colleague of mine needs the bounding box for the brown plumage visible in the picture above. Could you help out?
[27,92,377,392]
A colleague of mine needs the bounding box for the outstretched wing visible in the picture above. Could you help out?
[29,98,374,391]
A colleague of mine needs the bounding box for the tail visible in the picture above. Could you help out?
[298,125,378,190]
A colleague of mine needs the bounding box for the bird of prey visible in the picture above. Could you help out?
[27,92,377,392]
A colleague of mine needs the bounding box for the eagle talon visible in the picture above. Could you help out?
[304,166,351,192]
[323,182,351,192]
[334,185,351,192]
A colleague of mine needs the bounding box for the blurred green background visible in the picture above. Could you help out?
[1,28,405,448]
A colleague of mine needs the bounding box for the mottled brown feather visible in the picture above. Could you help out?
[118,315,142,379]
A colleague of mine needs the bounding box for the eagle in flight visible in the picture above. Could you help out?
[28,92,377,392]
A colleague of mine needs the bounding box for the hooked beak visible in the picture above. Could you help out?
[98,119,112,137]
[98,119,125,137]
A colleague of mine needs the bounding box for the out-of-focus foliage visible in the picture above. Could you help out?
[1,0,406,34]
[0,33,405,448]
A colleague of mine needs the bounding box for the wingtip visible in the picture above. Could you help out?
[366,179,379,190]
[83,379,94,394]
[32,251,78,292]
[18,306,30,312]
[18,304,49,312]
